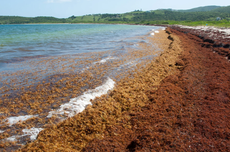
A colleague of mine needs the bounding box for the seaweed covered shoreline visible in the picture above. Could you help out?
[3,25,230,151]
[17,29,180,151]
[84,27,230,151]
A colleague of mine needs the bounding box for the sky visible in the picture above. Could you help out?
[0,0,229,18]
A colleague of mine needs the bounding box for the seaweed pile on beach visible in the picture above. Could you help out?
[170,25,230,60]
[1,25,230,151]
[83,27,230,151]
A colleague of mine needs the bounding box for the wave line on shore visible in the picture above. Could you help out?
[5,115,38,126]
[47,77,115,118]
[5,128,43,142]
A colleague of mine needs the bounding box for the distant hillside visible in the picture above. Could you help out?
[68,5,230,23]
[212,6,230,13]
[0,16,66,24]
[176,5,221,12]
[0,5,230,24]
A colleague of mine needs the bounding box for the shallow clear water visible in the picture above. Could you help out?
[0,24,155,71]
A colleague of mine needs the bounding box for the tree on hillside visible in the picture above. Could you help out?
[69,15,76,20]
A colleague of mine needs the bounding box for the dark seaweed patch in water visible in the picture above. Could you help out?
[5,55,48,63]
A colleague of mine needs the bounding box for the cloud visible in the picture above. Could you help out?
[47,0,72,3]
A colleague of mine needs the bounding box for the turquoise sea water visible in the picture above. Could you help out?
[0,24,155,70]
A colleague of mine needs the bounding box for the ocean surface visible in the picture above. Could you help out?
[0,24,163,150]
[1,24,157,71]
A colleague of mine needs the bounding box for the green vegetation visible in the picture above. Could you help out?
[0,5,230,27]
[176,5,221,12]
[0,16,66,24]
[138,20,230,28]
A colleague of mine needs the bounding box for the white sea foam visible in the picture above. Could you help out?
[98,56,116,64]
[22,128,43,140]
[81,56,116,73]
[5,115,37,126]
[150,33,155,36]
[47,77,115,118]
[5,128,43,142]
[155,31,159,33]
[6,136,17,142]
[99,58,109,63]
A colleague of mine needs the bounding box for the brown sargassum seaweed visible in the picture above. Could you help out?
[83,28,230,151]
[17,29,182,151]
[19,27,230,151]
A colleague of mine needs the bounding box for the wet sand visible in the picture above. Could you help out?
[1,25,230,151]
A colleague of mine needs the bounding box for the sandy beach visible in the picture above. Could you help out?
[1,25,230,151]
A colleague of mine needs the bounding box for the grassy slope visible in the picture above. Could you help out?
[176,5,221,12]
[66,6,230,27]
[0,6,230,27]
[0,16,66,24]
